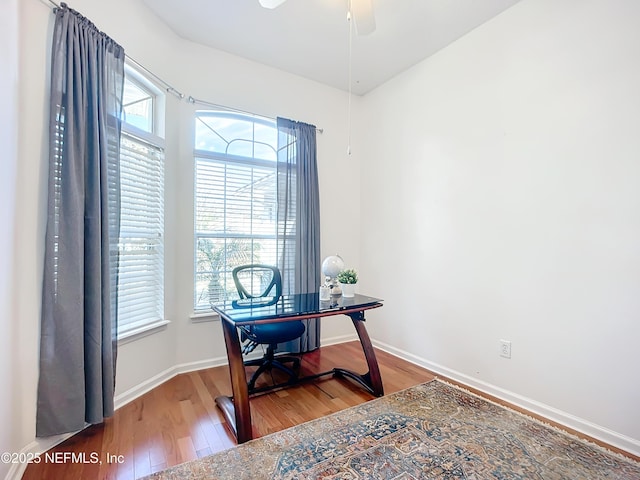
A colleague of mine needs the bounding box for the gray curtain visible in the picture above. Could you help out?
[37,4,125,437]
[276,117,321,353]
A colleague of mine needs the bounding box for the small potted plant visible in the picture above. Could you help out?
[337,268,358,297]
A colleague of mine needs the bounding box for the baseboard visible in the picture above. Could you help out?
[4,432,78,480]
[114,355,230,409]
[372,339,640,457]
[320,333,357,346]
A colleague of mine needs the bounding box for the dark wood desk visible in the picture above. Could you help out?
[212,293,384,443]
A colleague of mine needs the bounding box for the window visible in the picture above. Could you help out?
[194,111,278,312]
[117,66,165,338]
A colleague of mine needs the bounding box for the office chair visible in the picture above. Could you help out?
[232,264,305,392]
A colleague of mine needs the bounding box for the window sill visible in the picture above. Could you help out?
[190,311,220,323]
[117,319,170,345]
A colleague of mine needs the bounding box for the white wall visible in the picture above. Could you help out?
[13,0,640,472]
[1,1,20,477]
[12,0,53,470]
[12,0,360,468]
[359,0,640,454]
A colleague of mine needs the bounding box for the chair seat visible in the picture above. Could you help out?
[246,321,305,345]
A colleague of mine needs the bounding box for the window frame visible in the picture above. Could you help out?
[193,111,279,314]
[117,64,167,342]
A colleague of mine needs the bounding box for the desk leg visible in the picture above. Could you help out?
[215,318,252,443]
[334,312,384,397]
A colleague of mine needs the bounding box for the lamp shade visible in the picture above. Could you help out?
[258,0,286,8]
[322,255,344,278]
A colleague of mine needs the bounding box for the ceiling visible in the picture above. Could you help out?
[142,0,522,96]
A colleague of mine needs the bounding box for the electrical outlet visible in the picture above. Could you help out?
[499,340,511,359]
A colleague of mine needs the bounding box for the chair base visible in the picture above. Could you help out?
[245,352,301,393]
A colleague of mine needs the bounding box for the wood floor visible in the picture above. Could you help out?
[22,341,435,480]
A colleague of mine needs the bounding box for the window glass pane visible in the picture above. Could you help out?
[254,123,277,160]
[123,79,153,132]
[118,68,164,337]
[254,142,276,161]
[195,115,228,152]
[227,138,254,157]
[195,237,277,309]
[193,111,279,311]
[194,112,277,161]
[196,238,252,304]
[196,114,252,153]
[216,117,253,144]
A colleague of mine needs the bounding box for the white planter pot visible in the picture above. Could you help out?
[340,282,356,298]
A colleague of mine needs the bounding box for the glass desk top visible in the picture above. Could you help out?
[212,292,383,325]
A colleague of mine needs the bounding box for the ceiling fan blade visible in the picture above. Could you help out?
[351,0,376,35]
[258,0,287,9]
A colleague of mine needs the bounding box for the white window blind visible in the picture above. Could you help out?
[118,131,165,337]
[195,156,278,311]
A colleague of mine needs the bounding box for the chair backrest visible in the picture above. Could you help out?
[232,264,282,300]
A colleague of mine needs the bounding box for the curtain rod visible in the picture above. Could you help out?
[43,0,322,132]
[43,0,185,99]
[126,56,184,99]
[188,96,324,134]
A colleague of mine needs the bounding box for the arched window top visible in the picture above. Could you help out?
[195,111,277,161]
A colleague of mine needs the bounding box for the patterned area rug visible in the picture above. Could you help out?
[145,379,640,479]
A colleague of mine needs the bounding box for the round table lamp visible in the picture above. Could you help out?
[321,255,345,296]
[322,255,344,278]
